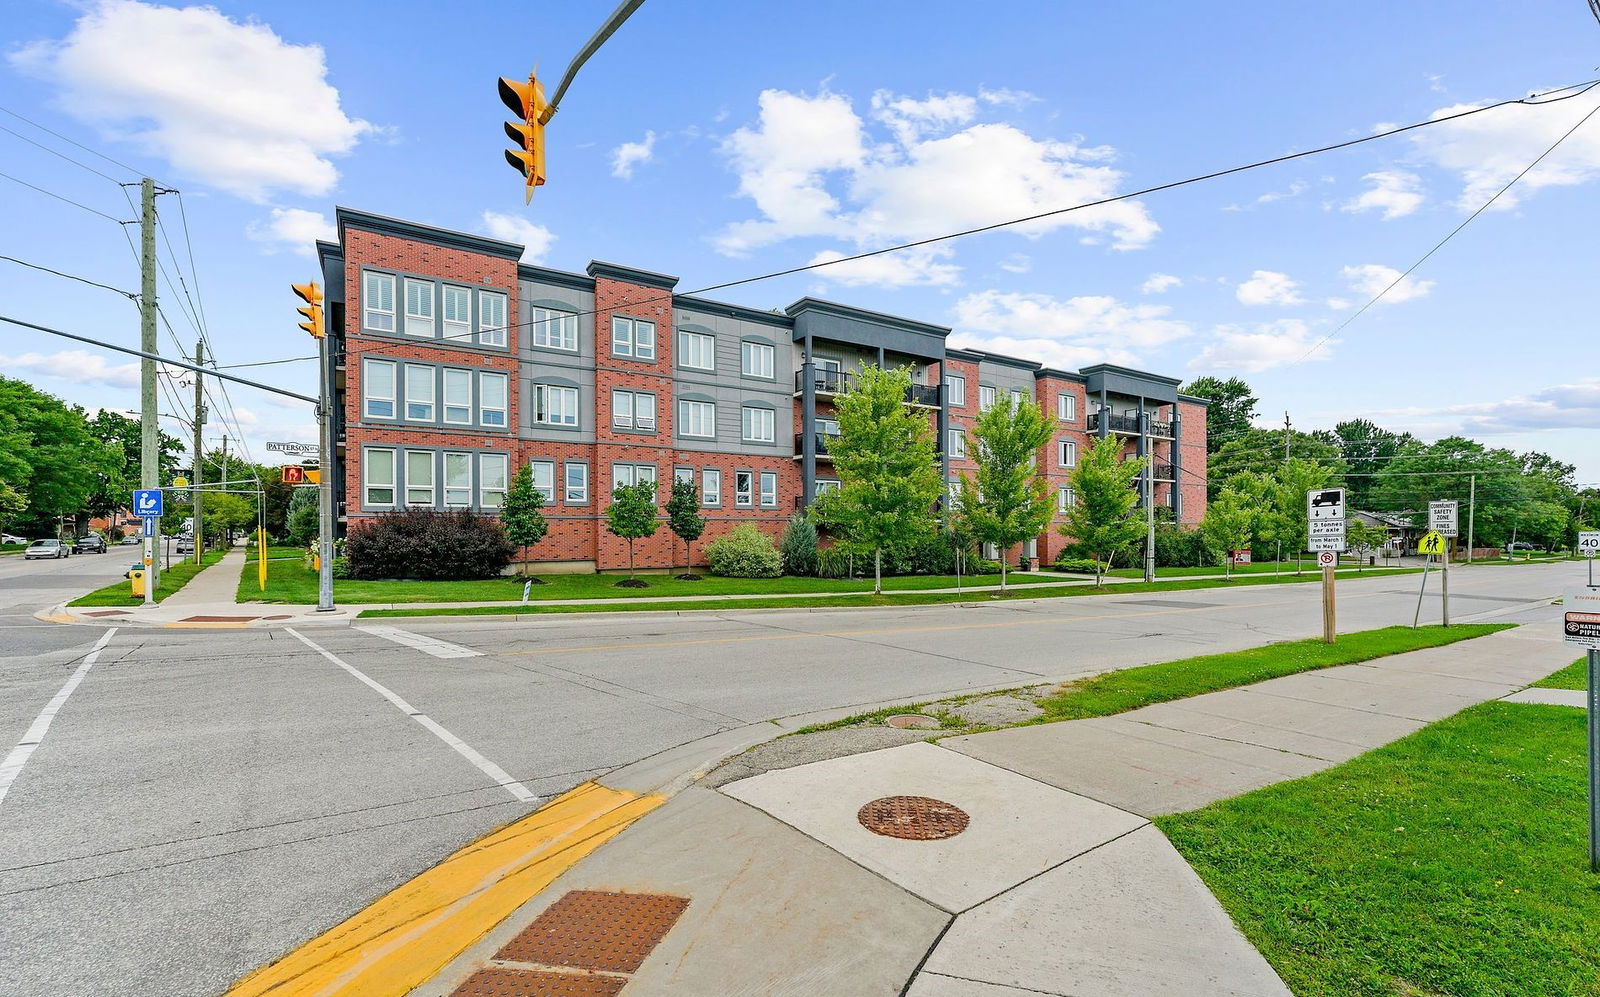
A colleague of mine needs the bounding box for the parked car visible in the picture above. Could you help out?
[24,539,69,560]
[2,532,26,545]
[1505,541,1537,552]
[175,536,194,554]
[119,535,141,545]
[72,534,107,554]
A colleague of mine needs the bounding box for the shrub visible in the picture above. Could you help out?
[1053,557,1104,573]
[344,508,514,580]
[706,523,782,578]
[816,545,857,579]
[779,516,819,576]
[286,501,319,547]
[330,555,351,579]
[1150,524,1222,568]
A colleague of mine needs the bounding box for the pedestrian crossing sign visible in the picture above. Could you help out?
[1418,531,1445,555]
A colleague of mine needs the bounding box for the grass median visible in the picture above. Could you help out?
[1158,695,1596,997]
[1533,656,1588,690]
[69,550,226,606]
[1102,559,1408,579]
[244,544,303,562]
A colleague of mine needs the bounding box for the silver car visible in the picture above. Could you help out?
[24,539,69,560]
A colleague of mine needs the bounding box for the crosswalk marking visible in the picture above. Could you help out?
[356,624,484,659]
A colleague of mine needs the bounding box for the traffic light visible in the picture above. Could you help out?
[281,465,320,485]
[292,282,324,339]
[499,73,549,202]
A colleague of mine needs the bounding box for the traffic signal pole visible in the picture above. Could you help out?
[316,312,335,613]
[139,178,159,603]
[191,339,205,565]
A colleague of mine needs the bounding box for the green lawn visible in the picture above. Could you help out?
[1101,559,1406,579]
[1534,657,1589,690]
[244,544,304,562]
[69,550,226,606]
[1159,701,1598,997]
[0,543,24,555]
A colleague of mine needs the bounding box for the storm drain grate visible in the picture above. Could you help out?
[495,890,690,974]
[858,795,970,840]
[449,966,625,996]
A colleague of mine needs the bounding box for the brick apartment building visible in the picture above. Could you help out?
[316,208,1207,572]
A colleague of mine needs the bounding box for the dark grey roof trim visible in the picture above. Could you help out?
[1079,363,1183,387]
[783,297,952,338]
[518,263,595,293]
[675,294,794,328]
[336,207,522,260]
[1176,393,1212,405]
[1035,367,1087,382]
[943,348,986,364]
[587,260,679,290]
[967,349,1041,372]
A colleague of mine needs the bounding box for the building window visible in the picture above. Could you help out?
[611,316,656,360]
[741,341,774,379]
[479,372,508,428]
[564,461,588,504]
[532,384,578,427]
[478,290,508,348]
[365,448,396,506]
[1011,388,1028,407]
[442,285,471,343]
[363,359,395,419]
[945,374,965,406]
[529,306,578,351]
[678,330,715,371]
[741,405,775,443]
[405,450,434,506]
[816,479,841,496]
[404,364,434,421]
[817,417,839,436]
[981,542,999,560]
[1058,486,1076,512]
[612,463,657,492]
[701,468,721,507]
[1058,440,1077,467]
[1024,538,1037,560]
[979,385,996,410]
[759,471,777,508]
[674,466,695,485]
[678,399,716,438]
[479,454,508,509]
[947,428,967,460]
[404,278,434,337]
[612,389,657,431]
[1057,392,1076,421]
[443,369,472,425]
[363,271,395,332]
[734,470,754,507]
[529,460,555,503]
[444,452,472,507]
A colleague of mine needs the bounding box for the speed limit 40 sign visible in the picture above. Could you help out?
[1579,531,1600,558]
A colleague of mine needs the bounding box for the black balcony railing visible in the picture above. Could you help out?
[1089,410,1173,436]
[796,369,854,394]
[1153,463,1175,480]
[905,382,941,407]
[795,431,839,457]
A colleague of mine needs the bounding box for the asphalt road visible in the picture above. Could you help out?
[0,538,180,621]
[0,560,1577,997]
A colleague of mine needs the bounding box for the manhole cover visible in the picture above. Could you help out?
[885,714,939,729]
[857,796,969,840]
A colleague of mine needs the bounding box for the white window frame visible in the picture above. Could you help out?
[947,428,967,460]
[741,405,775,443]
[478,371,508,428]
[1059,440,1077,468]
[533,384,578,427]
[1058,486,1077,512]
[404,363,434,422]
[741,341,775,379]
[442,284,471,343]
[734,470,754,507]
[363,358,396,419]
[979,385,997,410]
[478,289,508,348]
[674,466,695,486]
[816,479,841,496]
[529,459,555,503]
[1011,388,1028,407]
[564,461,589,504]
[611,316,656,360]
[759,471,777,508]
[529,306,578,352]
[946,374,966,406]
[405,450,435,507]
[404,278,434,337]
[677,399,716,439]
[363,271,395,332]
[443,452,472,507]
[701,468,721,507]
[1024,538,1037,560]
[1057,392,1076,422]
[479,453,509,509]
[678,330,715,371]
[612,389,656,431]
[365,448,396,506]
[442,369,472,425]
[611,463,658,493]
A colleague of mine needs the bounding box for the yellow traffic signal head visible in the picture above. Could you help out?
[291,281,324,339]
[499,73,548,202]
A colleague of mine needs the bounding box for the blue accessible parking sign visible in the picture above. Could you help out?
[132,488,164,517]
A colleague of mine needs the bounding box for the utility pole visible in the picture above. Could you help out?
[139,178,160,603]
[218,434,229,548]
[1283,411,1292,464]
[1143,425,1156,584]
[1466,474,1476,563]
[191,340,205,565]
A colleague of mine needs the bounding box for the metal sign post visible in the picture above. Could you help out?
[1579,531,1599,588]
[1563,586,1600,872]
[133,489,163,607]
[1414,531,1445,627]
[1430,502,1458,627]
[1308,489,1346,644]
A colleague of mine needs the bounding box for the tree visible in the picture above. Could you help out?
[1345,517,1387,567]
[1210,428,1346,500]
[0,377,118,531]
[0,482,26,532]
[813,364,943,594]
[666,477,706,578]
[1328,418,1407,509]
[1059,434,1148,587]
[605,479,659,584]
[285,487,318,546]
[1274,457,1338,574]
[778,515,819,576]
[1200,488,1256,580]
[1181,376,1258,455]
[201,492,255,546]
[83,409,183,520]
[501,463,549,575]
[956,393,1055,592]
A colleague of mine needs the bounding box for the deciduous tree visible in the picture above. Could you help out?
[666,477,706,578]
[957,393,1055,592]
[605,479,659,583]
[500,463,549,576]
[1059,434,1147,587]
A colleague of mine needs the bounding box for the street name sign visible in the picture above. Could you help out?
[1429,500,1459,538]
[1418,531,1446,556]
[1565,589,1600,649]
[1307,487,1346,552]
[1580,532,1600,559]
[132,488,163,517]
[266,441,319,455]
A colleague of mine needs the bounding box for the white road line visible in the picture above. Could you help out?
[0,628,117,811]
[285,628,535,803]
[355,624,484,659]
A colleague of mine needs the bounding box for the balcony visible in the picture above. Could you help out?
[794,431,840,461]
[1089,410,1173,437]
[904,382,942,408]
[1153,463,1175,481]
[794,370,942,408]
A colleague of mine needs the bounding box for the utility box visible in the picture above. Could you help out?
[129,568,146,597]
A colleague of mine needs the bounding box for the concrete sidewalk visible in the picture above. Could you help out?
[407,624,1573,996]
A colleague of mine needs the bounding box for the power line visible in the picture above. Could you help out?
[0,254,137,300]
[0,169,126,223]
[0,102,156,181]
[216,355,317,370]
[0,121,124,183]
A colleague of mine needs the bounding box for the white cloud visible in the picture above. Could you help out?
[715,87,1159,273]
[1340,263,1434,303]
[1235,270,1305,307]
[998,254,1032,274]
[1224,180,1309,211]
[480,211,556,263]
[1325,297,1351,310]
[978,87,1039,109]
[611,130,657,179]
[1188,319,1328,373]
[1365,378,1600,436]
[0,349,141,387]
[245,207,333,256]
[1409,88,1600,210]
[1342,170,1424,219]
[1141,273,1182,294]
[954,290,1191,365]
[946,333,1140,371]
[807,247,960,288]
[10,0,375,201]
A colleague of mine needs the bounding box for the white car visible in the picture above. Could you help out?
[2,533,26,545]
[24,539,69,560]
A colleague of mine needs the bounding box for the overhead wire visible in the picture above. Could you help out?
[0,254,138,300]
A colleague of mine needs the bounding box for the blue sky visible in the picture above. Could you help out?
[2,0,1597,483]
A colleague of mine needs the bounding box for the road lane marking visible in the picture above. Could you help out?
[0,628,116,812]
[223,781,662,997]
[357,624,484,659]
[286,628,534,803]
